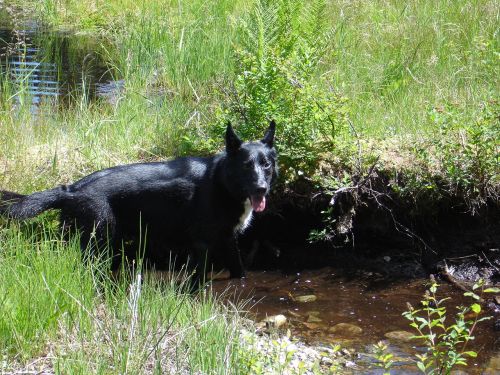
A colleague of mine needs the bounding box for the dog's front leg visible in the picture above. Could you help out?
[225,236,246,279]
[190,241,211,290]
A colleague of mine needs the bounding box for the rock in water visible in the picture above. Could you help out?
[307,314,323,323]
[263,314,287,329]
[294,295,317,303]
[329,323,363,336]
[483,353,500,374]
[384,330,415,342]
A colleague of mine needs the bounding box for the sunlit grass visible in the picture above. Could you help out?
[0,224,246,373]
[325,0,499,135]
[1,0,496,189]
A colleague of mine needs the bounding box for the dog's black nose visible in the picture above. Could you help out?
[253,186,267,196]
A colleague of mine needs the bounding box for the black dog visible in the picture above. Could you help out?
[0,121,277,282]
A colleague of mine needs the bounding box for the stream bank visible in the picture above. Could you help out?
[240,176,499,283]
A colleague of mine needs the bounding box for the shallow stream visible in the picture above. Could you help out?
[213,269,499,374]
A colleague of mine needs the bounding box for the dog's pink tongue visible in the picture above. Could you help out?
[250,195,266,212]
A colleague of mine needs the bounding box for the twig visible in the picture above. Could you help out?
[481,251,499,273]
[328,157,379,207]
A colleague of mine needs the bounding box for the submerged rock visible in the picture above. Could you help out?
[329,323,363,336]
[287,309,302,318]
[295,295,317,303]
[307,314,323,323]
[384,330,415,342]
[303,322,322,330]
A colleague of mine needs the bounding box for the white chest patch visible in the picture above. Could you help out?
[235,198,253,233]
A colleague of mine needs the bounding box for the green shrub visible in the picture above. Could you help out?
[402,278,496,374]
[425,100,499,210]
[372,279,497,374]
[372,341,394,375]
[183,0,349,182]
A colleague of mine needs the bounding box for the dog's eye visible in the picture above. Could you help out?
[263,161,272,169]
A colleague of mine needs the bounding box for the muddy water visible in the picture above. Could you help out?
[212,268,499,373]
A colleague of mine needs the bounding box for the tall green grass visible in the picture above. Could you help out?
[0,224,246,373]
[2,0,497,187]
[0,224,95,358]
[325,0,499,135]
[6,0,498,138]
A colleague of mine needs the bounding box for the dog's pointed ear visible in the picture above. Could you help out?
[261,120,276,148]
[225,122,242,154]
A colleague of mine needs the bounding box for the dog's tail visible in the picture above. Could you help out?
[0,187,68,219]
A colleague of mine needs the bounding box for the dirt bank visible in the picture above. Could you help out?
[240,174,499,283]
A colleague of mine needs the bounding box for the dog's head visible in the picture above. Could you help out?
[223,120,278,212]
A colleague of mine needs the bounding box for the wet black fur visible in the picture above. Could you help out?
[0,122,277,282]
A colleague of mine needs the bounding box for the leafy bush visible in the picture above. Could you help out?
[183,0,349,182]
[372,341,394,375]
[425,100,499,210]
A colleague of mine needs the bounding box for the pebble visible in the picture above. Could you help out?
[263,314,287,329]
[302,322,321,330]
[321,356,334,365]
[345,360,356,368]
[287,309,302,318]
[306,310,320,316]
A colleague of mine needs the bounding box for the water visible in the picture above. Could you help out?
[0,16,115,111]
[212,268,500,374]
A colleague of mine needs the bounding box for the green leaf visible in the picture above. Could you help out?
[464,291,481,300]
[430,283,438,293]
[416,317,428,325]
[416,361,426,373]
[463,351,477,357]
[471,303,481,314]
[484,287,500,293]
[477,316,492,323]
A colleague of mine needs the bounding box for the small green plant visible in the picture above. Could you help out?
[372,341,394,375]
[402,277,496,374]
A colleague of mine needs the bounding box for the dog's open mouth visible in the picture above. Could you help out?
[250,195,266,212]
